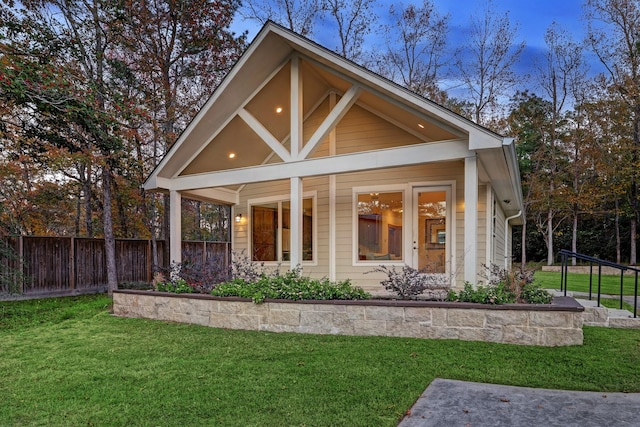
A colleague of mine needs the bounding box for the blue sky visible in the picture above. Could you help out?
[230,0,598,90]
[231,0,587,54]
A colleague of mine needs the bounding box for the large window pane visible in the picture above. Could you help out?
[252,198,313,262]
[357,192,403,261]
[252,203,277,261]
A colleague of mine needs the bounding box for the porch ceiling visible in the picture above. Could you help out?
[176,56,461,182]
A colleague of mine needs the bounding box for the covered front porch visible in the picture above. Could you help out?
[143,23,523,292]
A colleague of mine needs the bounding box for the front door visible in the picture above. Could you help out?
[412,187,450,280]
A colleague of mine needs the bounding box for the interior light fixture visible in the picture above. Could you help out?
[275,106,283,114]
[228,152,236,159]
[418,123,425,129]
[234,213,242,223]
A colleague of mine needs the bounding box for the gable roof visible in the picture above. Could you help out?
[144,21,523,217]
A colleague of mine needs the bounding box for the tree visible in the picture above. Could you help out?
[508,91,556,265]
[324,0,374,62]
[452,0,525,127]
[536,22,587,265]
[119,0,245,270]
[376,0,450,102]
[239,0,323,36]
[0,0,136,294]
[586,0,640,265]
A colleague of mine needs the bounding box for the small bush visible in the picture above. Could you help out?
[521,282,553,304]
[211,267,370,303]
[119,281,154,291]
[367,264,448,299]
[447,264,553,305]
[448,282,515,304]
[156,278,194,294]
[231,250,278,283]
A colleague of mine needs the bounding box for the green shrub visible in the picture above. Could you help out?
[211,267,370,303]
[521,282,553,304]
[448,282,515,304]
[367,264,448,299]
[156,279,194,294]
[447,279,553,305]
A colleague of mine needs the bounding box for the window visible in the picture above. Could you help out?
[251,197,314,262]
[356,191,403,261]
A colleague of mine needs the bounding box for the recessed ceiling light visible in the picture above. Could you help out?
[418,123,425,129]
[275,106,283,114]
[228,152,236,159]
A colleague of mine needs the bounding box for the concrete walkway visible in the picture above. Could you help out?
[398,296,640,426]
[398,379,640,427]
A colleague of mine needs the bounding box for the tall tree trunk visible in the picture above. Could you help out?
[547,208,554,266]
[631,216,637,265]
[571,204,578,266]
[616,199,621,264]
[102,166,118,294]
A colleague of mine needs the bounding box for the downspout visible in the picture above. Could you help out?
[504,210,522,269]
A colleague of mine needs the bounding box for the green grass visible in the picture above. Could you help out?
[599,297,636,313]
[2,294,640,426]
[535,270,639,296]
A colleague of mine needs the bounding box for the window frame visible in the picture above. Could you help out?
[352,185,407,266]
[248,191,317,265]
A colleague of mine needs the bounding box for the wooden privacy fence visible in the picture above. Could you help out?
[0,236,230,297]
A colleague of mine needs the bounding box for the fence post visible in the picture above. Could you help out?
[18,235,24,294]
[70,236,76,290]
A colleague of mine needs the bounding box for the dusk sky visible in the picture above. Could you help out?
[231,0,598,85]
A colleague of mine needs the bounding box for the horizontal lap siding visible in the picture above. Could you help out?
[493,199,507,268]
[233,101,492,291]
[336,104,422,154]
[335,163,466,292]
[235,177,330,276]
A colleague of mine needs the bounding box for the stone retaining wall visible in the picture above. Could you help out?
[112,291,584,347]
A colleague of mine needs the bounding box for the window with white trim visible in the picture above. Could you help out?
[251,197,314,262]
[356,191,403,261]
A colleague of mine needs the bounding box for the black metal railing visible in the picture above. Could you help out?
[559,249,640,318]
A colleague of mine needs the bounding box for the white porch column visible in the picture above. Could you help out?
[328,92,337,281]
[464,155,478,284]
[290,177,303,267]
[169,190,182,265]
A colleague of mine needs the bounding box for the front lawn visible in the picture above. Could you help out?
[1,294,640,426]
[535,270,639,296]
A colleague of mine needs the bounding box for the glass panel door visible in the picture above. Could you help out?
[413,187,448,276]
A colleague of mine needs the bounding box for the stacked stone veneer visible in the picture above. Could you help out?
[112,291,584,347]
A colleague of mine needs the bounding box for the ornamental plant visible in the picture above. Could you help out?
[367,264,448,299]
[211,266,370,304]
[447,264,552,304]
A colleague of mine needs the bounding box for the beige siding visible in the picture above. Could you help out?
[493,196,507,269]
[477,185,488,281]
[230,101,490,294]
[335,104,423,154]
[335,163,465,293]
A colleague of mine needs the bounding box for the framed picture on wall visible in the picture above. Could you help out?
[425,218,445,248]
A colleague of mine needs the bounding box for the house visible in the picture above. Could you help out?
[143,22,524,293]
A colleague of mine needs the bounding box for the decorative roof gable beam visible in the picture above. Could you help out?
[168,138,470,190]
[238,109,292,162]
[298,84,362,160]
[303,55,466,139]
[290,55,303,159]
